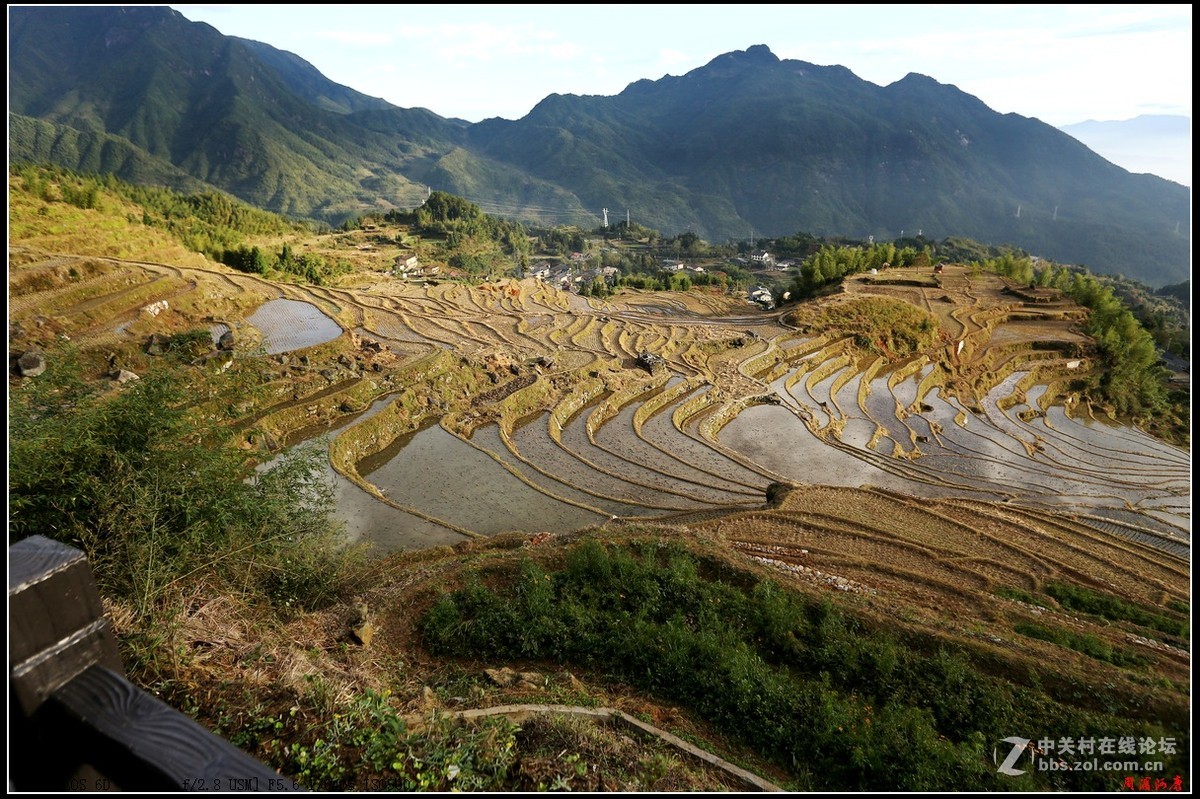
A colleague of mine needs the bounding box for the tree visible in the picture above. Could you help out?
[676,231,703,257]
[796,261,824,296]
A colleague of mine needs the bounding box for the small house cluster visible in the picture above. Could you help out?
[392,253,439,279]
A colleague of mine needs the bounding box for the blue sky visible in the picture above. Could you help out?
[172,4,1191,126]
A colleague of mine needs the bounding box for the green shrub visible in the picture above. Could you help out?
[994,586,1046,607]
[419,540,1187,790]
[9,350,355,620]
[421,541,1002,789]
[1013,622,1148,668]
[1045,582,1187,641]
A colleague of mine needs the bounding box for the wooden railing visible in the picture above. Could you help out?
[9,535,302,791]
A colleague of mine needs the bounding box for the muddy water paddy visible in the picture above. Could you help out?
[275,361,1188,554]
[719,373,1190,537]
[469,422,649,519]
[257,396,465,554]
[360,421,606,535]
[275,345,1187,553]
[249,298,343,354]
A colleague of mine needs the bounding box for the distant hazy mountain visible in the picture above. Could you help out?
[1060,115,1191,187]
[8,7,1191,286]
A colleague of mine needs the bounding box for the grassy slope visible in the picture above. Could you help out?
[9,176,212,267]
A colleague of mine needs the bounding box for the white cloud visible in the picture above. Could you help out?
[316,30,394,47]
[1059,4,1191,37]
[395,22,584,63]
[658,48,691,68]
[547,41,584,60]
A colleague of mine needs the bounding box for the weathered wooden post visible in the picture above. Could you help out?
[10,534,124,790]
[9,535,300,791]
[10,536,125,712]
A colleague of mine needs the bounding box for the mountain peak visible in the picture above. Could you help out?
[894,71,940,87]
[704,44,780,70]
[741,44,778,62]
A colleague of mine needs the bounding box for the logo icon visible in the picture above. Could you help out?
[994,737,1031,776]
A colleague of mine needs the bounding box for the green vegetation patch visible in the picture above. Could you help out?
[211,686,739,792]
[810,297,939,358]
[1013,622,1149,669]
[13,163,303,258]
[222,689,519,791]
[985,253,1185,439]
[788,241,933,299]
[993,586,1047,608]
[1044,582,1188,642]
[420,539,1184,791]
[9,349,358,627]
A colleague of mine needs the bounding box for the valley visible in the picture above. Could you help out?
[7,172,1190,791]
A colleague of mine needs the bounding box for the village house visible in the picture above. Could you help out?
[394,257,439,280]
[749,286,775,308]
[392,253,420,276]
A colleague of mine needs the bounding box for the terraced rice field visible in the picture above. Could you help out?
[248,298,343,354]
[700,482,1188,688]
[9,252,1189,575]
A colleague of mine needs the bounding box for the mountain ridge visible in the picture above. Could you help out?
[8,7,1190,285]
